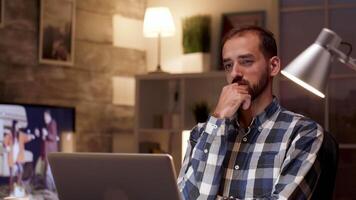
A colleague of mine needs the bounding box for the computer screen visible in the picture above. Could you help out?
[0,103,75,198]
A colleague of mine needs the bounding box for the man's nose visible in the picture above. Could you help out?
[231,63,243,78]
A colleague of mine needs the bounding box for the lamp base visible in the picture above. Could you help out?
[149,65,169,74]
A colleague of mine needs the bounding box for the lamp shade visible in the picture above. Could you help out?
[281,28,342,98]
[143,7,175,38]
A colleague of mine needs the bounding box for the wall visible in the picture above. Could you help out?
[0,0,146,152]
[145,0,279,73]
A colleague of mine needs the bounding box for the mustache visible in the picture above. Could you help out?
[232,76,249,86]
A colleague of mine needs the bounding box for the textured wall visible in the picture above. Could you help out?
[145,0,278,73]
[0,0,146,152]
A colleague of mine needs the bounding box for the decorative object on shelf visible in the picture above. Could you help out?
[153,114,163,128]
[139,142,164,153]
[218,11,265,69]
[182,15,211,72]
[182,15,211,54]
[282,28,356,98]
[0,0,4,27]
[170,83,180,129]
[192,101,210,123]
[163,81,180,129]
[143,7,175,73]
[39,0,76,66]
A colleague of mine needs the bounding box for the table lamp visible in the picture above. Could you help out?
[281,28,356,98]
[143,7,175,73]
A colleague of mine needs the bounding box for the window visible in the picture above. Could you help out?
[280,0,356,199]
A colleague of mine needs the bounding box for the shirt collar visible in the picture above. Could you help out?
[254,97,281,127]
[231,97,281,129]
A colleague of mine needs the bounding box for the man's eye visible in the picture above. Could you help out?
[240,60,254,65]
[223,63,233,71]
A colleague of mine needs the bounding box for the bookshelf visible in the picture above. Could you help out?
[135,72,226,171]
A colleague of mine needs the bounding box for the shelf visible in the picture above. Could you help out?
[136,71,225,80]
[135,72,226,171]
[137,128,183,133]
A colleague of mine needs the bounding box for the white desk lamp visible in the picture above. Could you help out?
[143,7,175,73]
[281,28,356,98]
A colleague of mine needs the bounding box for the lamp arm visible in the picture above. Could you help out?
[328,46,356,71]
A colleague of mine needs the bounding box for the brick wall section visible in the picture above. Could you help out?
[0,0,146,152]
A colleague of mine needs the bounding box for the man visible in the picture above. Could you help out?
[4,120,34,197]
[177,26,324,200]
[37,110,58,191]
[42,110,58,159]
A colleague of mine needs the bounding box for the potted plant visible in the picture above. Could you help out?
[182,15,211,72]
[192,101,210,123]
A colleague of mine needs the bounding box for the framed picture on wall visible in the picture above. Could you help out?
[218,11,265,69]
[0,0,4,27]
[39,0,76,66]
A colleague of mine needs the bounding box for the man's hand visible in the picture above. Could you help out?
[212,83,251,119]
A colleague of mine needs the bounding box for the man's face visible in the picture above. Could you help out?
[222,33,270,100]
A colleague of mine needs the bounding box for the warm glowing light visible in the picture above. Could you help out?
[281,70,325,98]
[143,7,175,38]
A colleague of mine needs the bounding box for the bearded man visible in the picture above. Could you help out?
[177,26,324,200]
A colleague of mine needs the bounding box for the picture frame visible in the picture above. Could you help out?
[0,0,4,27]
[218,11,265,69]
[39,0,76,66]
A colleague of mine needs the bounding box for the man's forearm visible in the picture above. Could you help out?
[178,116,228,199]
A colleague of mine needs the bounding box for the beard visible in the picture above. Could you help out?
[232,67,269,101]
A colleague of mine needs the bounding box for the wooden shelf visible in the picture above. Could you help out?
[135,72,226,170]
[137,128,182,133]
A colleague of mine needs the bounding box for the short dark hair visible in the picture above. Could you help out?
[221,26,277,59]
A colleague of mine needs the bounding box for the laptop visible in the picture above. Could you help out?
[48,153,182,200]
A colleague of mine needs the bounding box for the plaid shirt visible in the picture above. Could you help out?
[177,98,324,200]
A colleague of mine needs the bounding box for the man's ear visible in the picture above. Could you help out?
[269,56,281,77]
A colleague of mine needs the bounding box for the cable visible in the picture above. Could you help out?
[341,41,353,57]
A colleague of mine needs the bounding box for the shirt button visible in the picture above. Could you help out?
[242,137,247,142]
[204,149,208,153]
[234,165,239,170]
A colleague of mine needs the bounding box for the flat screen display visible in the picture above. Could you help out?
[0,103,75,198]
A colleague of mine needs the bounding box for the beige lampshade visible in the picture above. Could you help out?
[143,7,175,38]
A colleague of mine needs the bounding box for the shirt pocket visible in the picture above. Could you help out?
[257,152,280,168]
[248,152,281,168]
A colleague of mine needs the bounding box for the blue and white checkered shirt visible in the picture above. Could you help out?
[177,98,324,200]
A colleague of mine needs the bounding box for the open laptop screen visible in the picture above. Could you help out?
[48,153,182,200]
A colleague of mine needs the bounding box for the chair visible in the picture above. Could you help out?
[311,131,339,200]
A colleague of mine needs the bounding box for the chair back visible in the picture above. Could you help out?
[311,131,339,200]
